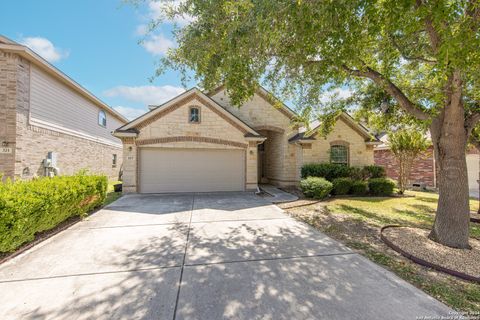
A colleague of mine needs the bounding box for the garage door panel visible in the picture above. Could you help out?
[140,148,245,193]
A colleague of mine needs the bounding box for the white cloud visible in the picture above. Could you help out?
[141,33,175,55]
[113,106,148,120]
[147,1,194,26]
[104,85,185,105]
[319,88,353,104]
[20,37,69,63]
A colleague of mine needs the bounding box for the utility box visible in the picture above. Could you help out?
[47,152,58,167]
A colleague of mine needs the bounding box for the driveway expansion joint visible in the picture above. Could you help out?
[184,251,357,268]
[0,265,182,284]
[172,193,195,320]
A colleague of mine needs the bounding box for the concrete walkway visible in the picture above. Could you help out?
[259,184,299,203]
[0,193,451,319]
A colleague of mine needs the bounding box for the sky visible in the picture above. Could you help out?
[0,0,194,120]
[0,0,352,120]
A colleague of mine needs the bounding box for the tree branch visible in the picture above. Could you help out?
[466,0,480,32]
[342,64,430,121]
[416,0,441,54]
[391,37,436,64]
[466,111,480,133]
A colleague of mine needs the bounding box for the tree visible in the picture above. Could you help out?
[147,0,480,248]
[388,130,429,194]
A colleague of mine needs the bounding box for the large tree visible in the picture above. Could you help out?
[146,0,480,248]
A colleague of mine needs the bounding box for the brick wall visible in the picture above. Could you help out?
[0,52,122,180]
[374,146,436,187]
[0,52,19,178]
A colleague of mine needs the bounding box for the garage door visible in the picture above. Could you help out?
[139,148,245,193]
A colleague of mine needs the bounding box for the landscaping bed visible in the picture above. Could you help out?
[281,191,480,312]
[382,226,480,282]
[0,176,122,263]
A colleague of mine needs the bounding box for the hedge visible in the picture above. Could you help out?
[300,177,333,200]
[368,178,396,196]
[301,163,385,181]
[301,163,351,181]
[351,180,368,196]
[0,174,107,253]
[332,178,353,195]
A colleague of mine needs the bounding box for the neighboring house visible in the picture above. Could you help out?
[114,85,379,193]
[374,133,480,197]
[0,35,128,180]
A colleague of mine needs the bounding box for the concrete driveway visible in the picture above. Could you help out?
[0,192,451,319]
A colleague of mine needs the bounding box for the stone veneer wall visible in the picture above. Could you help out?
[121,95,259,192]
[302,119,375,168]
[0,52,122,180]
[0,52,20,178]
[374,147,436,187]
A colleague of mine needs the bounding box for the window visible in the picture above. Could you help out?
[112,154,117,167]
[330,145,348,165]
[189,107,200,123]
[98,110,107,127]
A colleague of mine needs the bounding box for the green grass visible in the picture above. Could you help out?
[326,191,480,237]
[286,190,480,312]
[104,181,122,206]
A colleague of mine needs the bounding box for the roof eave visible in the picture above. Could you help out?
[0,42,128,124]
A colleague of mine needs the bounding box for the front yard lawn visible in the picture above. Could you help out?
[280,191,480,312]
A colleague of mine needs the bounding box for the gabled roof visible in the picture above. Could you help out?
[207,84,296,120]
[0,35,128,123]
[290,112,381,144]
[115,88,261,137]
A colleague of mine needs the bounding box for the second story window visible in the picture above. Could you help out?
[189,107,200,123]
[98,110,107,127]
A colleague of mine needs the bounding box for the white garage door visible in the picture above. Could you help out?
[139,148,245,193]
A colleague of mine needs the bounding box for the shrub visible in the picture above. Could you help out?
[368,178,395,196]
[332,177,353,195]
[300,177,333,199]
[350,180,368,196]
[362,165,386,179]
[0,174,107,253]
[301,163,350,181]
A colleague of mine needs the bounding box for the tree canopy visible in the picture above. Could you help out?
[144,0,480,248]
[152,0,478,131]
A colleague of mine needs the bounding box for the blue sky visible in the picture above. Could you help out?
[0,0,194,120]
[1,0,352,120]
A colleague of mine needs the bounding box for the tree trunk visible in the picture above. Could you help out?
[428,73,471,248]
[429,140,470,248]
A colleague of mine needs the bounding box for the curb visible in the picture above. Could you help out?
[380,225,480,283]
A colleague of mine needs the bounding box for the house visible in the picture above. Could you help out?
[113,86,379,193]
[0,35,128,180]
[374,133,479,197]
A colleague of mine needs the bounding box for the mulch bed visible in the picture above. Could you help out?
[381,226,480,282]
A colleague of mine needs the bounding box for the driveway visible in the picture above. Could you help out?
[0,192,451,319]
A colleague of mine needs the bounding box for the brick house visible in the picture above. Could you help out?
[0,35,128,180]
[374,133,480,197]
[113,86,380,193]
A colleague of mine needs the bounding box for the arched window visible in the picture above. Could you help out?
[330,144,349,165]
[98,110,107,127]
